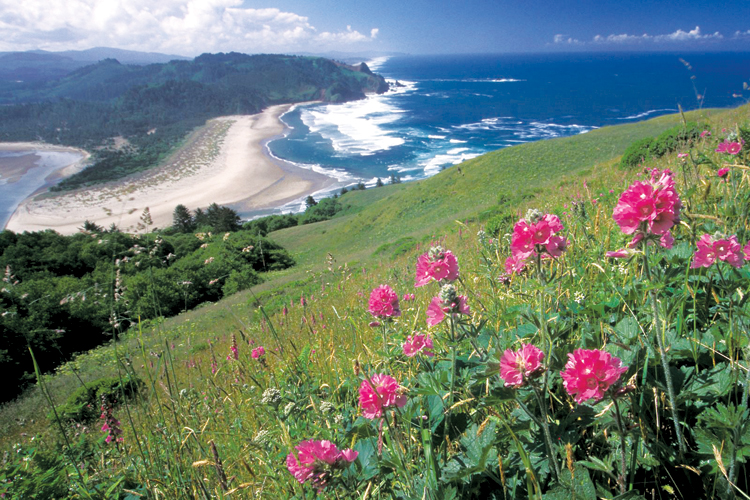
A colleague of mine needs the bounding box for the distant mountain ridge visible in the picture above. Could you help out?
[0,47,190,84]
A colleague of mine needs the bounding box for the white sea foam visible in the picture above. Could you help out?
[449,139,467,144]
[429,78,525,83]
[616,108,677,120]
[447,147,469,154]
[365,56,390,73]
[453,117,596,139]
[421,151,482,176]
[299,95,406,156]
[428,135,447,140]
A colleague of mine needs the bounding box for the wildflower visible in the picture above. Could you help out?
[605,249,634,259]
[700,130,711,138]
[691,233,745,269]
[100,397,123,444]
[718,167,730,180]
[319,401,335,414]
[414,245,459,287]
[677,152,688,158]
[251,346,266,359]
[426,284,470,327]
[504,254,527,274]
[612,168,680,248]
[368,284,401,318]
[499,343,544,387]
[717,141,742,155]
[510,209,568,261]
[402,333,435,357]
[560,349,628,404]
[286,440,358,490]
[227,334,239,361]
[402,293,415,301]
[261,387,281,406]
[574,291,585,304]
[359,374,407,419]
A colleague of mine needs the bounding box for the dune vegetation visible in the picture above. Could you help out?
[1,103,749,499]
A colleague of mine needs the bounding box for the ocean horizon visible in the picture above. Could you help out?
[266,51,750,213]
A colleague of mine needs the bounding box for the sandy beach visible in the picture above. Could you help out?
[4,104,334,235]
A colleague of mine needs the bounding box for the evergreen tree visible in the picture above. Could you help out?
[172,204,195,233]
[389,174,401,184]
[375,177,384,187]
[305,195,318,208]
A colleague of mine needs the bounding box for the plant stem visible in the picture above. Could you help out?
[443,320,457,463]
[612,397,628,494]
[532,386,561,481]
[642,246,686,456]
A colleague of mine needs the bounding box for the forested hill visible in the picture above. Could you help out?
[0,53,388,189]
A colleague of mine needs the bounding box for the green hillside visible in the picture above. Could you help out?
[2,103,749,499]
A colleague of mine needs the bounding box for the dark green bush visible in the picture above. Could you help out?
[50,374,142,423]
[621,122,704,168]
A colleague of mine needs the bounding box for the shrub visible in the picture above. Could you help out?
[621,122,703,168]
[50,374,142,423]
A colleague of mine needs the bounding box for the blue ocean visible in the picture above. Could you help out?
[268,52,750,210]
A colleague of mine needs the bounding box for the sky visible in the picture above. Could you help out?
[1,0,750,56]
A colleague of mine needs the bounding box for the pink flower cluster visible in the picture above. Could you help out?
[402,334,434,357]
[611,168,680,250]
[426,284,470,327]
[368,285,401,319]
[715,141,742,155]
[561,349,628,404]
[359,374,407,419]
[100,399,123,444]
[286,439,358,490]
[506,210,568,274]
[499,343,544,387]
[718,167,730,180]
[251,346,265,359]
[691,234,745,268]
[415,246,459,287]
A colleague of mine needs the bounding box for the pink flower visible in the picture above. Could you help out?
[511,211,567,260]
[359,374,407,419]
[727,142,742,155]
[505,254,527,274]
[700,130,711,138]
[605,249,632,259]
[718,167,730,179]
[426,285,470,327]
[402,293,415,302]
[414,247,459,287]
[368,284,401,318]
[612,169,680,244]
[677,152,688,158]
[499,343,544,387]
[251,346,265,359]
[402,334,435,357]
[286,440,358,490]
[691,233,745,268]
[716,141,728,153]
[560,349,628,404]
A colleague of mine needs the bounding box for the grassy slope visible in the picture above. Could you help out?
[271,109,713,271]
[0,105,738,444]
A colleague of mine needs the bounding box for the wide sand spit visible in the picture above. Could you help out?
[4,103,334,235]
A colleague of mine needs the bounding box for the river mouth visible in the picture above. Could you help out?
[0,149,85,229]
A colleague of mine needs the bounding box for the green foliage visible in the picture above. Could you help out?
[620,121,703,168]
[50,374,141,423]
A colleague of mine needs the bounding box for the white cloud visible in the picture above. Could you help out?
[590,26,724,46]
[553,34,581,45]
[734,29,750,39]
[653,26,722,42]
[0,0,379,55]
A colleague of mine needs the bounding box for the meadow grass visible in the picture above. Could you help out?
[1,104,748,499]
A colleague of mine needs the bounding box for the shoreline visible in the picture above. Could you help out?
[4,104,335,235]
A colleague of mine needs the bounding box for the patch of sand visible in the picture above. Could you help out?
[5,104,334,235]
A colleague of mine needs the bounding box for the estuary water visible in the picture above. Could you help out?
[0,150,84,228]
